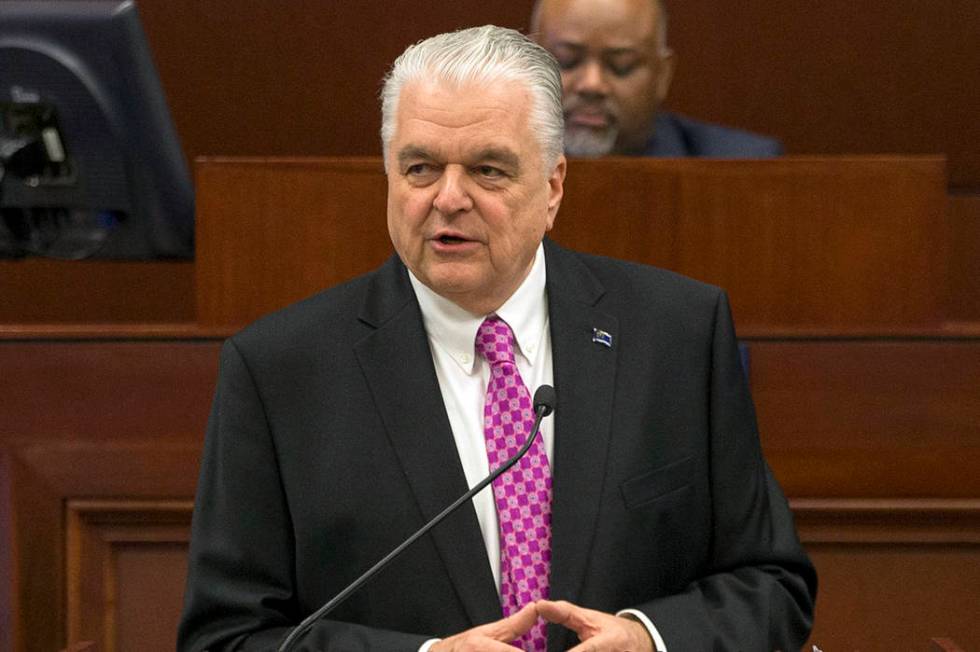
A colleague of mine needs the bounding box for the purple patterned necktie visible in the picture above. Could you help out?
[475,316,552,652]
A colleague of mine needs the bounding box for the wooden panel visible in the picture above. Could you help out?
[196,156,950,333]
[65,500,192,652]
[555,156,949,333]
[59,498,973,652]
[1,337,974,503]
[947,195,980,324]
[0,337,216,650]
[0,323,233,340]
[11,439,203,500]
[0,259,195,324]
[0,450,64,652]
[115,544,189,651]
[1,442,201,652]
[795,499,980,650]
[195,158,392,327]
[0,454,10,652]
[664,0,980,190]
[0,340,220,444]
[129,0,980,187]
[751,341,980,498]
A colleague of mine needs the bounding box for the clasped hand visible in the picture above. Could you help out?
[430,600,653,652]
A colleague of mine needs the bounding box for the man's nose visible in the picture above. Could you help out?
[570,59,609,97]
[432,166,474,215]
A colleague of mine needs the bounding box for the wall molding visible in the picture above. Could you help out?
[65,500,193,652]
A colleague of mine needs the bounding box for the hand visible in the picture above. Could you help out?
[536,600,653,652]
[430,602,539,651]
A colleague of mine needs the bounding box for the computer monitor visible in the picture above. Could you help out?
[0,0,194,259]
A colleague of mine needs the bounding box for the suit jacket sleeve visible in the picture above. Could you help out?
[630,291,816,650]
[177,338,431,652]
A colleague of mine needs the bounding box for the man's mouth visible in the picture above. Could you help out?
[430,233,478,251]
[567,110,611,129]
[438,235,467,244]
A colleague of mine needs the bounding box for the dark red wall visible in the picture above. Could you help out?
[121,0,980,188]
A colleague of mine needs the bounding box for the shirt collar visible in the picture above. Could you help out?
[408,243,549,374]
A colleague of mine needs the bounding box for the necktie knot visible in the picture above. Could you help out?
[475,316,517,366]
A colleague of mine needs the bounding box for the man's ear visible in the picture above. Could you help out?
[545,155,567,230]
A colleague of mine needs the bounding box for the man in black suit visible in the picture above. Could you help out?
[179,25,814,651]
[531,0,783,158]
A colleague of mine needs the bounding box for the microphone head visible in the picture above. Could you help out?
[532,385,557,417]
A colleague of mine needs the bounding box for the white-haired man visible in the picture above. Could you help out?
[179,25,814,652]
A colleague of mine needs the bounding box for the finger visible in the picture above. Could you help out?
[486,601,540,641]
[561,617,654,652]
[535,599,574,625]
[432,633,526,652]
[475,637,527,652]
[536,599,591,630]
[537,600,609,641]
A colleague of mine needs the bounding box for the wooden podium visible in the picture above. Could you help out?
[1,157,977,651]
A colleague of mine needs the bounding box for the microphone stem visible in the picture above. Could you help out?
[277,405,550,652]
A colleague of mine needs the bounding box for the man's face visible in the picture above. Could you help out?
[534,0,675,156]
[386,79,565,315]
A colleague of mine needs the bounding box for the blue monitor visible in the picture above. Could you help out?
[0,0,194,259]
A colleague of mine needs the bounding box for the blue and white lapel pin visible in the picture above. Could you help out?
[591,328,613,348]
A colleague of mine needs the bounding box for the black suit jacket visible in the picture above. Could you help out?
[179,240,816,651]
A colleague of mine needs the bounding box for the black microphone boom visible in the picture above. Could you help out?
[277,384,558,651]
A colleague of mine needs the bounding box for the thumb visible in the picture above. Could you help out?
[487,602,540,642]
[536,599,576,627]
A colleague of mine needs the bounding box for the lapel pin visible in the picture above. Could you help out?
[592,328,613,348]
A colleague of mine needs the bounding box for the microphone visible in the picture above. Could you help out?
[277,385,557,651]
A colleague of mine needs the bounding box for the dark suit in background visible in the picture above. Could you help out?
[643,112,784,158]
[178,239,815,651]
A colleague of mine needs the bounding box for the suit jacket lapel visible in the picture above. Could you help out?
[544,241,619,613]
[350,245,619,635]
[353,256,502,627]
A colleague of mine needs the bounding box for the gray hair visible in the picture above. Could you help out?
[380,25,564,171]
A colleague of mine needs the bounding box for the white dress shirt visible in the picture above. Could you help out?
[408,244,666,652]
[408,243,554,590]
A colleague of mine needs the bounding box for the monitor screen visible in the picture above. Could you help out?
[0,0,194,259]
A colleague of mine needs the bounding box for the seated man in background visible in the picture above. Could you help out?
[531,0,783,157]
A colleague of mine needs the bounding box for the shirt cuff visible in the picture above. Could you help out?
[617,608,667,652]
[418,638,442,652]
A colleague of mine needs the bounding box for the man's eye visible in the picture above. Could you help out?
[606,59,640,77]
[553,50,583,71]
[406,163,431,175]
[475,165,505,179]
[556,56,582,71]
